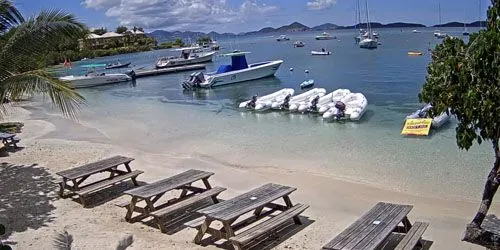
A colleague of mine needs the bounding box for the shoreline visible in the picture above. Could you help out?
[0,102,495,249]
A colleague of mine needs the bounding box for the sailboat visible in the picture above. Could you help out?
[359,0,377,49]
[434,3,447,39]
[354,0,363,43]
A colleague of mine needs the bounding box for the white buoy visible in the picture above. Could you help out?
[289,67,294,71]
[305,70,309,74]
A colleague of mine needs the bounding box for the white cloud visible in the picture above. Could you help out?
[306,0,337,10]
[81,0,277,31]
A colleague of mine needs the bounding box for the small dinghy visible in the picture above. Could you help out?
[105,62,131,69]
[407,51,423,56]
[311,50,331,56]
[406,104,451,128]
[271,88,326,111]
[300,79,314,89]
[298,89,351,113]
[323,93,368,121]
[239,88,295,111]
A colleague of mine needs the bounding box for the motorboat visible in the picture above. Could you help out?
[105,61,131,69]
[298,89,351,113]
[300,79,314,89]
[405,103,451,128]
[408,51,423,56]
[59,64,131,88]
[156,47,215,69]
[181,52,283,89]
[271,88,326,111]
[239,88,295,111]
[434,31,447,39]
[372,31,379,39]
[412,29,421,33]
[277,35,290,41]
[323,93,368,121]
[359,38,378,49]
[293,41,305,47]
[311,50,331,55]
[315,32,336,40]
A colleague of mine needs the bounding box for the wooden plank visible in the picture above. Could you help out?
[322,202,390,250]
[198,183,296,221]
[184,216,207,228]
[56,155,135,179]
[229,204,309,245]
[75,170,143,196]
[394,222,429,250]
[352,204,413,250]
[125,169,214,199]
[150,187,226,218]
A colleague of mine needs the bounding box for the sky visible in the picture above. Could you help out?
[14,0,490,33]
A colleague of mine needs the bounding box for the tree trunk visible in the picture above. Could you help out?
[463,140,500,248]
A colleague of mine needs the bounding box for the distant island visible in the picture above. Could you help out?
[148,20,486,42]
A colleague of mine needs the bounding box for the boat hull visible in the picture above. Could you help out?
[60,74,131,88]
[359,39,378,49]
[156,52,215,69]
[202,60,283,88]
[311,51,331,55]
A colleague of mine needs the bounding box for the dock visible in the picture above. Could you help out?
[133,64,206,78]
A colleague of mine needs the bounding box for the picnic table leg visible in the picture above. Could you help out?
[194,218,213,244]
[124,162,132,172]
[202,178,212,189]
[283,195,302,225]
[180,184,192,198]
[222,221,236,239]
[125,197,138,222]
[254,206,264,217]
[401,216,412,233]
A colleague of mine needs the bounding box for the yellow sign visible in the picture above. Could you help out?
[401,118,432,136]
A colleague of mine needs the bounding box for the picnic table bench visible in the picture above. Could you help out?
[185,183,309,250]
[322,202,428,250]
[55,155,143,207]
[0,132,20,148]
[120,169,224,232]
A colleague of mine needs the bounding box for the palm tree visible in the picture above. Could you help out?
[0,0,86,118]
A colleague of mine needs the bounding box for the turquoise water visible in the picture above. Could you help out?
[56,28,491,201]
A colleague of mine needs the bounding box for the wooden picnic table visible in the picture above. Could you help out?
[122,169,219,225]
[189,183,308,249]
[55,155,143,206]
[0,132,19,148]
[322,202,425,250]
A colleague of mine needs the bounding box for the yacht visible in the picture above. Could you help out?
[182,52,283,89]
[59,64,131,88]
[359,0,378,49]
[156,47,215,69]
[276,35,290,41]
[315,32,335,40]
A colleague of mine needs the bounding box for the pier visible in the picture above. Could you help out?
[133,64,206,79]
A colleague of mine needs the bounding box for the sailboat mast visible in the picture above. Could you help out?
[438,3,442,26]
[365,0,371,37]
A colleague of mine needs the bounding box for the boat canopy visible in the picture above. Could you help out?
[221,51,251,57]
[174,46,201,51]
[215,52,250,74]
[81,63,107,68]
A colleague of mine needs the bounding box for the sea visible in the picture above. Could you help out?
[50,27,491,202]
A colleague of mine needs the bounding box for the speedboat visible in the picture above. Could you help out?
[359,38,378,49]
[298,89,351,113]
[412,29,421,33]
[293,41,305,47]
[271,88,326,111]
[59,64,131,88]
[105,62,131,69]
[311,50,331,55]
[181,52,283,89]
[408,51,423,56]
[277,35,290,41]
[239,88,295,111]
[315,32,336,40]
[300,79,314,89]
[323,93,368,121]
[433,30,447,39]
[156,47,215,69]
[406,103,451,128]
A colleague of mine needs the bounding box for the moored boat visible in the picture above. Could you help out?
[323,92,368,121]
[181,52,283,89]
[271,88,326,111]
[300,79,314,89]
[59,64,131,88]
[311,50,332,55]
[293,41,305,47]
[277,35,290,41]
[105,62,131,69]
[156,47,215,69]
[239,88,295,111]
[405,103,451,128]
[298,89,351,113]
[315,32,335,40]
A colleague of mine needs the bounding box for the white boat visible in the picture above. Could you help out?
[277,35,290,41]
[298,89,351,113]
[271,88,326,111]
[412,29,421,33]
[434,4,447,39]
[359,0,378,49]
[59,64,131,88]
[156,47,215,69]
[323,93,368,121]
[405,103,451,128]
[239,88,295,111]
[300,79,314,88]
[311,50,332,55]
[315,32,336,40]
[182,52,283,89]
[293,41,305,47]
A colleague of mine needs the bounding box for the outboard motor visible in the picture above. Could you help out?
[310,95,320,111]
[334,101,346,119]
[280,94,292,109]
[125,70,136,80]
[246,95,258,109]
[182,72,205,89]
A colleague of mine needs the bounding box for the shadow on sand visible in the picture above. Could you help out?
[0,163,56,244]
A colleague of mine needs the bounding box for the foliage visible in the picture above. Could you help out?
[173,38,184,47]
[92,27,106,35]
[116,25,127,34]
[53,230,73,250]
[196,36,212,44]
[0,0,23,34]
[0,4,86,118]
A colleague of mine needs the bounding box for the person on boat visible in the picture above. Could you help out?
[281,94,292,109]
[310,96,320,111]
[321,48,325,52]
[334,101,346,120]
[181,50,189,59]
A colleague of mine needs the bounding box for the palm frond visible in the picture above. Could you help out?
[53,230,73,250]
[0,70,85,119]
[116,234,134,250]
[0,0,24,34]
[0,9,85,76]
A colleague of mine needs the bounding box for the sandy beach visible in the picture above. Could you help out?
[0,102,496,250]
